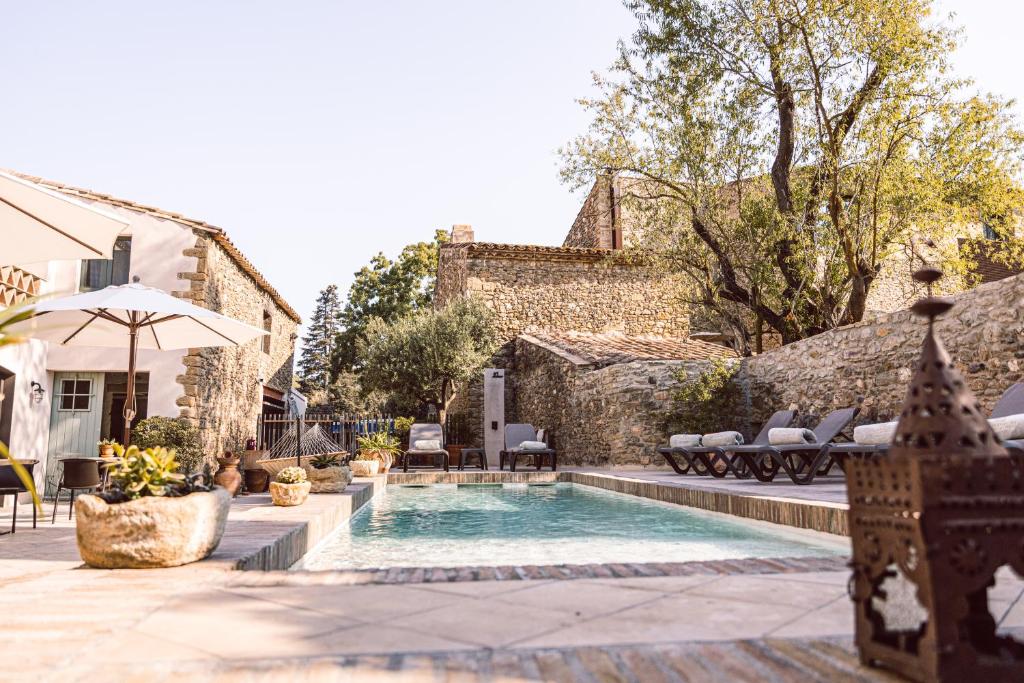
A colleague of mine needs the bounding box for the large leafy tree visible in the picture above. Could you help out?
[562,0,1024,349]
[297,284,342,392]
[358,298,497,425]
[333,229,449,372]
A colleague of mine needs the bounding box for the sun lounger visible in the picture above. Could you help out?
[726,406,860,484]
[656,410,796,478]
[500,424,557,472]
[401,423,450,472]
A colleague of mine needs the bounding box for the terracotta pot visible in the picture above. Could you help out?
[243,467,269,493]
[447,444,464,465]
[364,449,395,473]
[214,454,242,497]
[350,460,380,477]
[98,444,115,458]
[75,488,231,569]
[269,481,311,506]
[303,464,352,493]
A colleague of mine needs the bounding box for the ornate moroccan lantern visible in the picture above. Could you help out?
[845,267,1024,681]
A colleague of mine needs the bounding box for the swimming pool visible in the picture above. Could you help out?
[296,483,845,570]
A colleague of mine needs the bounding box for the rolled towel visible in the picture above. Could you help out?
[412,439,442,451]
[669,434,702,448]
[768,427,818,445]
[702,431,744,447]
[516,440,548,450]
[853,421,898,445]
[989,414,1024,441]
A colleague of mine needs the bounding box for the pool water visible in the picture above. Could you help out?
[296,483,845,570]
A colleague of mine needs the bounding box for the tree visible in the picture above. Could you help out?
[333,229,449,372]
[297,284,342,392]
[358,298,497,425]
[562,0,1024,349]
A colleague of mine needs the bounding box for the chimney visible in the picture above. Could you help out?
[450,224,474,243]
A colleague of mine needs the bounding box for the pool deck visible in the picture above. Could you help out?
[2,469,1015,681]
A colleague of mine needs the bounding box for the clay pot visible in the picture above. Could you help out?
[75,488,231,569]
[214,454,242,497]
[303,465,352,493]
[350,460,380,477]
[98,444,115,458]
[363,449,394,473]
[243,467,269,493]
[269,481,311,506]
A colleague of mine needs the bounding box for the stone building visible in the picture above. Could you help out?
[0,171,299,491]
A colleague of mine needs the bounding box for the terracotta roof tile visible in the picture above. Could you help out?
[523,331,735,367]
[3,170,301,323]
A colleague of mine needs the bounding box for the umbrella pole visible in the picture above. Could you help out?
[122,320,139,445]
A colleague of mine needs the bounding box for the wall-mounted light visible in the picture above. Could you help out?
[30,381,45,404]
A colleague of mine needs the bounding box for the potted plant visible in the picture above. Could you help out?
[303,453,352,493]
[97,438,118,459]
[350,451,381,477]
[74,445,230,569]
[355,431,400,474]
[269,466,311,506]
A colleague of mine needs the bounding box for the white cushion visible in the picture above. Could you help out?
[989,414,1024,441]
[516,440,548,450]
[768,428,817,445]
[669,434,701,448]
[412,439,442,451]
[701,431,744,447]
[853,421,898,445]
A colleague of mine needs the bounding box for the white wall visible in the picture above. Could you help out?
[0,339,51,491]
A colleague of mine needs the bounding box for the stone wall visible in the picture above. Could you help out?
[742,271,1024,430]
[563,177,612,249]
[512,336,710,466]
[175,232,298,455]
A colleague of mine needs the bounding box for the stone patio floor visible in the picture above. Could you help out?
[2,471,1022,681]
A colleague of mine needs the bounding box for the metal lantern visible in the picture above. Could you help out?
[845,267,1024,681]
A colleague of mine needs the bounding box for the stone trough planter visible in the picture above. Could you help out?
[74,488,231,569]
[303,464,352,493]
[349,460,380,477]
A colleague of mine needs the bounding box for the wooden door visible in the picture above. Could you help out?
[45,372,104,495]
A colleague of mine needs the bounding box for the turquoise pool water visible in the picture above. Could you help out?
[297,483,845,570]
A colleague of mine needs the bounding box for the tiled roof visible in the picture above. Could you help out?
[3,170,301,322]
[522,331,736,367]
[443,241,619,262]
[960,238,1024,285]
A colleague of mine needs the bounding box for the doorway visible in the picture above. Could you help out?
[45,372,105,495]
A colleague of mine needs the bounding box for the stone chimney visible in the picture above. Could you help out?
[450,224,474,243]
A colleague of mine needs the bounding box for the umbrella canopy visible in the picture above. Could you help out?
[12,283,269,443]
[0,172,129,264]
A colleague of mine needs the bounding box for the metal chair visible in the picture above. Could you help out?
[51,458,102,523]
[0,459,38,535]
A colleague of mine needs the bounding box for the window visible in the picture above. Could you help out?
[262,311,272,354]
[983,224,999,240]
[58,378,93,412]
[80,236,132,292]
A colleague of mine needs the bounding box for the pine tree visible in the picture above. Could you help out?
[297,285,342,393]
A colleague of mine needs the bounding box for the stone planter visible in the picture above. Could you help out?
[269,480,311,506]
[303,465,352,493]
[74,488,231,569]
[214,454,242,497]
[350,460,380,477]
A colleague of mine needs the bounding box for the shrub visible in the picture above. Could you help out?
[276,466,307,484]
[393,416,415,436]
[665,359,744,435]
[131,417,204,473]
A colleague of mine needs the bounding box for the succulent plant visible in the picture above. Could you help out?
[100,444,217,501]
[275,466,307,484]
[97,438,119,447]
[310,453,342,469]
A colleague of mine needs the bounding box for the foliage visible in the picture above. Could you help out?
[333,229,449,373]
[100,445,209,501]
[358,298,497,425]
[97,438,118,447]
[275,466,307,484]
[666,360,744,435]
[131,416,205,473]
[304,370,384,414]
[562,0,1024,350]
[297,285,342,393]
[355,430,401,457]
[393,416,415,436]
[0,300,40,508]
[309,453,342,469]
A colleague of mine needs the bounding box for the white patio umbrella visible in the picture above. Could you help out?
[10,282,269,443]
[0,172,129,264]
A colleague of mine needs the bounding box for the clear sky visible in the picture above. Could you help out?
[1,1,1020,338]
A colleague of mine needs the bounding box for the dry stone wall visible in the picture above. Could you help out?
[175,232,298,456]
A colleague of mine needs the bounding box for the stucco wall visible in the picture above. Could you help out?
[0,339,51,490]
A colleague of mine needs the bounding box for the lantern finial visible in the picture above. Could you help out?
[889,268,1006,458]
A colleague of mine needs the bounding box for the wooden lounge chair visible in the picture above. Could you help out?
[725,406,860,484]
[656,409,796,478]
[500,424,557,472]
[401,423,450,472]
